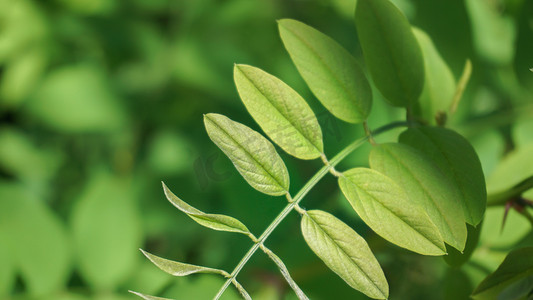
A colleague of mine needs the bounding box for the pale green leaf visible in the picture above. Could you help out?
[162,182,251,235]
[72,170,142,290]
[412,28,456,123]
[261,245,309,300]
[355,0,424,107]
[278,19,372,123]
[232,279,252,300]
[234,64,323,159]
[141,249,229,277]
[130,291,173,300]
[399,126,487,225]
[0,182,71,296]
[301,210,388,299]
[472,247,533,299]
[339,168,445,255]
[369,143,467,251]
[204,113,289,196]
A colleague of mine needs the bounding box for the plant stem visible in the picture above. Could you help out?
[213,121,409,300]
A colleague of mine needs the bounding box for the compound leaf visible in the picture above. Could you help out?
[234,64,323,159]
[140,249,229,278]
[370,143,467,251]
[399,126,486,225]
[278,19,372,123]
[204,113,289,196]
[412,28,456,123]
[301,210,388,299]
[472,247,533,299]
[355,0,424,107]
[339,168,446,255]
[162,182,251,235]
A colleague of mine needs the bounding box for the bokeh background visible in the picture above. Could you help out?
[0,0,532,299]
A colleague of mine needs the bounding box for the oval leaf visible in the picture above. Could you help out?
[399,126,487,225]
[234,64,323,159]
[204,113,289,196]
[412,28,456,123]
[339,168,446,255]
[355,0,424,107]
[369,143,467,251]
[301,210,388,299]
[472,247,533,299]
[162,182,251,235]
[278,19,372,123]
[140,249,229,277]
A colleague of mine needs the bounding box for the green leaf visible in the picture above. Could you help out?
[444,223,482,268]
[204,113,289,196]
[278,19,372,123]
[0,182,71,296]
[72,170,143,290]
[0,236,14,297]
[339,168,446,255]
[162,182,251,235]
[488,175,533,206]
[487,144,533,197]
[412,28,456,123]
[140,249,229,277]
[399,126,487,225]
[301,210,388,299]
[472,247,533,299]
[261,245,309,300]
[130,291,174,300]
[369,143,467,251]
[354,0,424,107]
[234,64,323,159]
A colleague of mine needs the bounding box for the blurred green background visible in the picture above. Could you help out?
[0,0,532,299]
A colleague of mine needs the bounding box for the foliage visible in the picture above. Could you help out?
[1,0,533,299]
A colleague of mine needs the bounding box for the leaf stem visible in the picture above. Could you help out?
[213,121,409,299]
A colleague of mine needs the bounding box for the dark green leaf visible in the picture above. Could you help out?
[472,247,533,299]
[355,0,424,107]
[278,19,372,123]
[162,182,251,235]
[370,143,467,251]
[204,113,290,196]
[234,64,323,159]
[399,126,487,225]
[339,168,445,255]
[301,210,388,299]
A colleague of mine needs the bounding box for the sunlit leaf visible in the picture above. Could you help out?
[162,182,251,235]
[0,182,71,296]
[234,64,323,159]
[339,168,445,255]
[370,143,467,251]
[412,28,456,123]
[301,210,388,299]
[278,19,372,123]
[472,247,533,299]
[399,126,486,225]
[355,0,424,107]
[141,249,229,277]
[130,290,173,300]
[204,113,289,196]
[72,170,142,290]
[444,223,482,268]
[261,245,309,300]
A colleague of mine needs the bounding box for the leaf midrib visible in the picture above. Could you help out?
[237,67,322,154]
[205,115,288,192]
[306,212,387,298]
